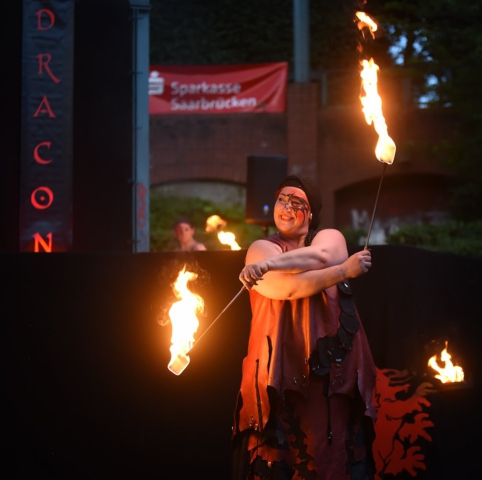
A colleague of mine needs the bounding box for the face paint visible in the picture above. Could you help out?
[277,192,310,222]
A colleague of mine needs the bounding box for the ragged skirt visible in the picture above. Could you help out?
[231,374,376,480]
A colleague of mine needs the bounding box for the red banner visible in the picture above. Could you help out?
[149,62,287,114]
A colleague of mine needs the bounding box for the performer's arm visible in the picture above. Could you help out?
[239,231,371,300]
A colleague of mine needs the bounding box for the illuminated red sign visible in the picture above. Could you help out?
[19,1,74,252]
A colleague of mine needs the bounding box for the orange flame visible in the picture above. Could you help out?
[166,265,204,375]
[206,214,241,250]
[359,58,396,164]
[355,11,378,39]
[218,231,241,250]
[357,12,396,165]
[205,215,227,232]
[428,341,464,383]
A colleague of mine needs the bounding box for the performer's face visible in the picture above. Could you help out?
[274,187,311,236]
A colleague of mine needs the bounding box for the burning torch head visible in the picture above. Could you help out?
[277,174,323,232]
[205,215,228,233]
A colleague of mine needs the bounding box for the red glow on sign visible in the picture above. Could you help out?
[31,186,54,210]
[34,141,52,164]
[21,1,72,253]
[37,53,61,83]
[33,95,56,118]
[36,9,55,31]
[33,232,53,252]
[137,183,147,228]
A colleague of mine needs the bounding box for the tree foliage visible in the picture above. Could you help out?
[149,0,375,73]
[385,221,482,259]
[367,0,482,220]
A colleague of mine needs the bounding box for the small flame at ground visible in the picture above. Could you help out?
[206,214,241,250]
[356,11,396,165]
[428,341,464,383]
[166,265,204,375]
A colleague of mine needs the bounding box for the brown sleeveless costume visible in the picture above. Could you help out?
[231,234,377,480]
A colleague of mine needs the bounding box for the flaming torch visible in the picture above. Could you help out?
[217,231,241,250]
[206,214,241,250]
[164,265,204,375]
[428,340,464,384]
[356,11,396,249]
[161,263,246,376]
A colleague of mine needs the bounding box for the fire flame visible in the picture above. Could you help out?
[428,341,464,383]
[355,11,378,38]
[357,12,396,165]
[218,231,241,250]
[206,214,241,250]
[166,265,204,375]
[205,215,227,232]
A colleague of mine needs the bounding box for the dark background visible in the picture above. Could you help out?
[3,246,481,478]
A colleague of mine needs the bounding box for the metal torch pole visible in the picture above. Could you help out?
[364,162,388,250]
[188,285,247,353]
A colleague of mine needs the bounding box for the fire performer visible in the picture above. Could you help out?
[231,174,377,480]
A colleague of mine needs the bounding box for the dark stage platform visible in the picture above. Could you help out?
[3,246,480,478]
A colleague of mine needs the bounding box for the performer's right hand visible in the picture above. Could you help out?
[239,261,269,289]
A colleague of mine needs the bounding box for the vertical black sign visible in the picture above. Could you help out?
[20,0,74,252]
